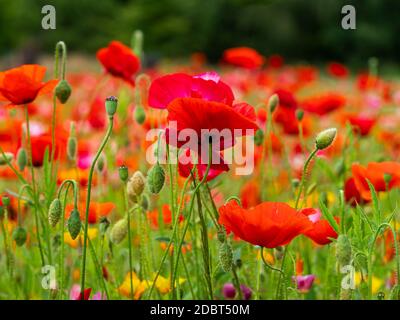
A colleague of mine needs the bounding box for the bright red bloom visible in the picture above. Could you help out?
[0,65,58,106]
[30,134,64,167]
[240,180,261,209]
[268,55,284,69]
[347,114,376,136]
[96,41,140,85]
[301,93,346,115]
[222,47,264,69]
[87,96,107,130]
[327,62,349,78]
[218,200,313,248]
[301,208,338,245]
[344,177,365,206]
[77,288,92,300]
[66,201,115,224]
[273,88,297,109]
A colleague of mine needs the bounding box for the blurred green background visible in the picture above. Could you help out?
[0,0,399,67]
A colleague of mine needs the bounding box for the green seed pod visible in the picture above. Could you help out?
[105,96,118,117]
[96,154,106,173]
[0,152,13,165]
[134,105,146,124]
[315,128,337,150]
[67,209,81,240]
[2,196,10,207]
[110,218,128,245]
[55,79,72,104]
[219,241,233,272]
[268,94,279,113]
[128,171,146,197]
[147,163,165,194]
[12,226,27,246]
[119,165,129,182]
[254,129,264,147]
[48,198,62,227]
[336,234,352,266]
[16,148,27,171]
[67,137,77,161]
[99,217,110,237]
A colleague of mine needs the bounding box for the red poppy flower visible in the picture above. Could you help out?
[87,96,107,130]
[344,177,366,206]
[352,162,400,201]
[0,65,58,106]
[347,114,376,136]
[327,62,349,78]
[30,134,64,167]
[301,208,338,245]
[77,288,92,300]
[96,41,140,85]
[301,93,346,115]
[218,200,313,248]
[239,180,261,209]
[222,47,265,69]
[66,201,115,224]
[268,55,284,69]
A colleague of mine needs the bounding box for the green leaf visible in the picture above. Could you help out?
[366,179,381,225]
[319,198,340,234]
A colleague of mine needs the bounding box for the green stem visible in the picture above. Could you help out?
[123,186,134,300]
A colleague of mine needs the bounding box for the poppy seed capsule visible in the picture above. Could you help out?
[67,209,81,240]
[110,218,128,245]
[48,198,62,227]
[0,152,13,165]
[17,148,27,171]
[147,163,165,194]
[336,234,352,266]
[134,105,146,124]
[219,241,233,272]
[128,171,146,197]
[55,79,72,104]
[12,226,27,246]
[67,137,77,161]
[268,94,279,113]
[119,166,129,182]
[315,128,337,150]
[105,96,118,117]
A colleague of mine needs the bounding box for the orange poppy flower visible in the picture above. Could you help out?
[147,204,183,229]
[222,47,264,69]
[218,200,313,248]
[0,65,58,106]
[301,208,338,245]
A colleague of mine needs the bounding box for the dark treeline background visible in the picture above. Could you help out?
[0,0,399,66]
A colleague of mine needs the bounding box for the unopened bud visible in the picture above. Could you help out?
[336,234,352,266]
[128,171,146,197]
[48,198,62,227]
[68,209,81,240]
[134,105,146,124]
[67,137,77,161]
[110,218,128,245]
[55,79,72,104]
[12,226,27,246]
[217,228,226,243]
[105,96,118,117]
[315,128,337,150]
[268,94,279,113]
[219,241,233,272]
[147,163,165,194]
[17,148,27,171]
[296,109,304,121]
[119,165,129,182]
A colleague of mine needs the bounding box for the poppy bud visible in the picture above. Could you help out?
[147,163,165,194]
[68,209,81,240]
[268,94,279,113]
[0,152,13,165]
[105,96,118,117]
[17,148,27,171]
[97,154,106,173]
[48,198,62,227]
[336,234,352,266]
[132,30,143,60]
[110,218,128,245]
[134,105,146,124]
[67,137,77,161]
[219,241,233,272]
[12,226,27,246]
[254,129,264,147]
[296,109,304,121]
[119,165,129,182]
[128,171,146,197]
[2,196,10,207]
[315,128,337,150]
[55,79,72,104]
[99,217,110,236]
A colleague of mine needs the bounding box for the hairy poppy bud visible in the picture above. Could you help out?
[110,218,128,245]
[254,129,264,147]
[99,217,110,236]
[315,128,337,150]
[17,148,27,171]
[55,79,72,104]
[2,196,10,207]
[68,209,81,240]
[268,94,279,113]
[296,109,304,121]
[336,234,352,266]
[67,137,77,161]
[147,163,165,194]
[219,241,233,272]
[119,165,129,182]
[105,96,118,117]
[12,226,27,246]
[134,105,146,124]
[0,152,13,165]
[97,154,106,173]
[128,171,146,197]
[48,198,62,227]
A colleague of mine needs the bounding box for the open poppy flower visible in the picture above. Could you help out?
[327,62,349,78]
[66,201,115,224]
[300,208,338,245]
[352,162,400,201]
[97,41,140,85]
[30,133,65,167]
[301,93,346,115]
[344,177,366,206]
[346,114,376,136]
[0,65,58,106]
[222,47,265,69]
[218,200,313,248]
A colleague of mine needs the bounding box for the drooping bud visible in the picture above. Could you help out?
[0,152,13,165]
[17,148,27,171]
[12,226,27,246]
[315,128,337,150]
[68,209,81,240]
[2,196,10,207]
[296,109,304,121]
[336,234,352,266]
[268,94,279,113]
[254,129,264,147]
[219,241,233,272]
[118,165,128,182]
[67,137,77,161]
[105,96,118,117]
[55,79,72,104]
[96,154,106,173]
[127,171,146,198]
[48,198,62,227]
[110,218,128,245]
[134,105,146,124]
[147,163,165,194]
